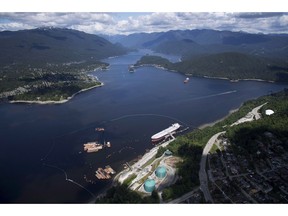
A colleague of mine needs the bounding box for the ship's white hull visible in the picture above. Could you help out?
[151,123,180,142]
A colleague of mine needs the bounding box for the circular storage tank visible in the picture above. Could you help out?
[144,179,155,193]
[155,166,167,179]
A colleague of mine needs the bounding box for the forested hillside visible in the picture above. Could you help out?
[134,54,288,82]
[95,88,288,203]
[0,28,128,101]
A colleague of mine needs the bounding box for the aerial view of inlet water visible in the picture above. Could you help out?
[1,12,288,204]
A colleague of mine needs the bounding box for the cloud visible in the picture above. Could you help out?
[0,12,287,35]
[235,12,286,19]
[0,12,116,31]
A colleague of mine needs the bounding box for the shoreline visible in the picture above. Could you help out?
[198,107,239,129]
[91,138,175,203]
[9,82,104,105]
[91,107,238,202]
[201,75,275,83]
[135,62,276,84]
[89,98,269,202]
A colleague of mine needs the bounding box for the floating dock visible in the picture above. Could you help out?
[83,142,103,153]
[95,165,116,180]
[83,128,111,153]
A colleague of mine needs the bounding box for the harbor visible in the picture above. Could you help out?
[114,123,186,195]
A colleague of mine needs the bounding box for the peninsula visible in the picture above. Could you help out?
[0,28,128,103]
[134,54,288,82]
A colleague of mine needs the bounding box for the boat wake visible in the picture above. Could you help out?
[109,113,192,127]
[42,163,96,199]
[165,90,237,105]
[190,90,237,101]
[41,140,56,161]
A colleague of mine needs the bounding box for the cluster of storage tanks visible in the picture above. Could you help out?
[144,166,167,193]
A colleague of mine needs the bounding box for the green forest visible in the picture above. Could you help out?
[0,28,128,101]
[134,54,288,82]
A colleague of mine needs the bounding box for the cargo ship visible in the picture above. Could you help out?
[151,123,181,142]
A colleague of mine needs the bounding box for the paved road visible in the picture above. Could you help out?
[197,103,266,202]
[172,103,267,203]
[199,131,225,203]
[251,103,267,120]
[168,187,199,204]
[231,103,267,126]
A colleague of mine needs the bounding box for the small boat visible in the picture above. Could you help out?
[95,127,105,131]
[128,65,135,72]
[184,77,189,83]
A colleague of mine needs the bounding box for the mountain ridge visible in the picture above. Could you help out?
[0,27,128,66]
[106,29,288,60]
[0,28,129,101]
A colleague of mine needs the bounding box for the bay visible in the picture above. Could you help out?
[0,50,287,203]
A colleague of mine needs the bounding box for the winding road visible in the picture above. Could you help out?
[199,131,225,203]
[168,103,267,203]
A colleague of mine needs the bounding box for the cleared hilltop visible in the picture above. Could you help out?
[0,28,128,102]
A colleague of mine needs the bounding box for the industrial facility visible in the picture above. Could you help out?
[116,124,181,195]
[143,166,168,193]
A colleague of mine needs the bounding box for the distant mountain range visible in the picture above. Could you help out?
[106,29,288,60]
[1,27,288,97]
[106,29,288,82]
[0,27,128,66]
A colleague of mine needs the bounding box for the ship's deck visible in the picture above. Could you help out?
[151,123,180,140]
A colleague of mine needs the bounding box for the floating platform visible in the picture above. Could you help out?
[95,165,116,180]
[83,142,103,153]
[95,127,105,132]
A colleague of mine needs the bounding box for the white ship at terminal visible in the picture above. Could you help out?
[151,123,181,142]
[115,123,183,197]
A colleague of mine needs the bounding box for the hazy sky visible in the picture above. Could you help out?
[1,0,288,35]
[0,12,287,35]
